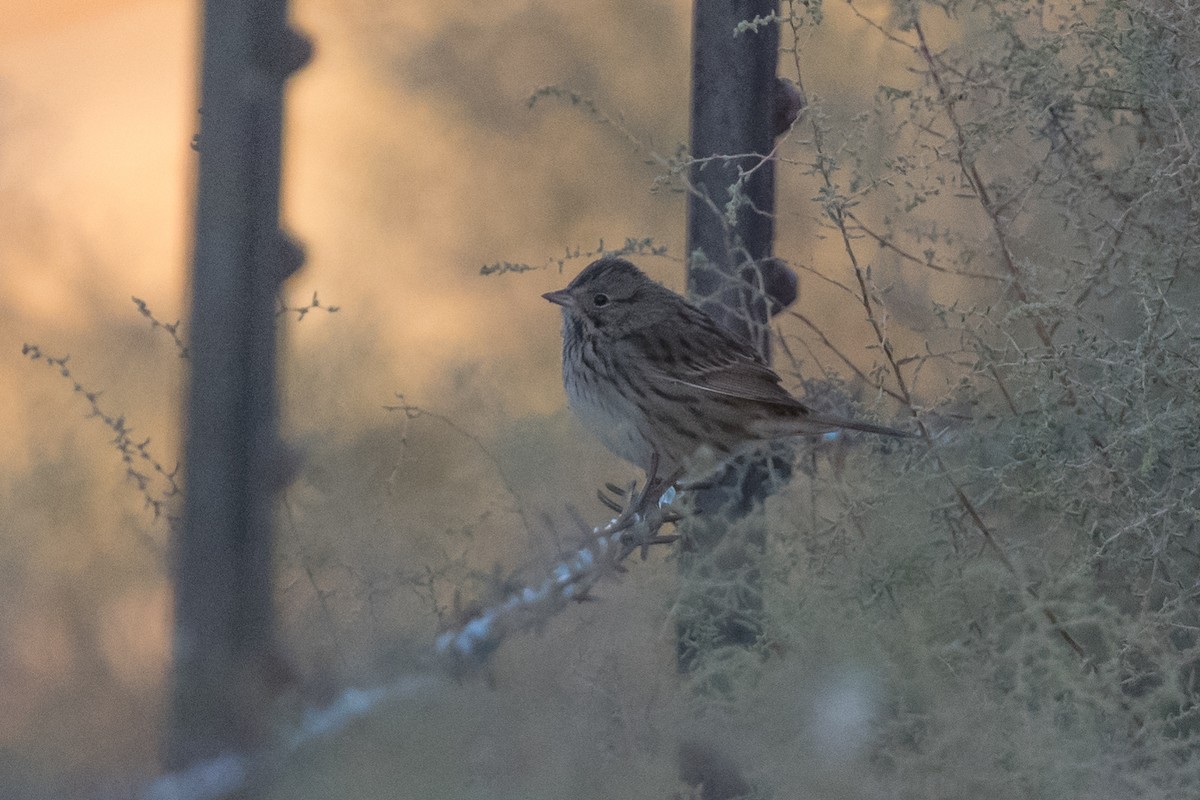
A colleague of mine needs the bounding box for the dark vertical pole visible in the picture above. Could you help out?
[168,0,311,769]
[678,1,792,676]
[686,0,784,360]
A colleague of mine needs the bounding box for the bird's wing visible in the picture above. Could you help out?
[635,310,806,409]
[629,307,911,437]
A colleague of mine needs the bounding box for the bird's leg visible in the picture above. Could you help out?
[644,452,684,504]
[597,453,662,517]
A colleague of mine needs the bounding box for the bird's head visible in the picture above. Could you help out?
[542,257,668,339]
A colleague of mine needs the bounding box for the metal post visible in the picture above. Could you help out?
[686,0,784,359]
[678,0,787,675]
[167,0,311,768]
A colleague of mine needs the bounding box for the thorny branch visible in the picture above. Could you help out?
[435,456,681,671]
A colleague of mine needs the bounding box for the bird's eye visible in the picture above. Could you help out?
[592,293,610,307]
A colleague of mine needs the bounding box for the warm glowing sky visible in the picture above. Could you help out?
[0,0,918,447]
[0,1,695,436]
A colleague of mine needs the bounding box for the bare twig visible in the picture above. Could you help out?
[132,296,191,359]
[22,344,180,525]
[276,291,339,321]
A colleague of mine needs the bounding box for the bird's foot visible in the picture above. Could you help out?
[595,453,684,560]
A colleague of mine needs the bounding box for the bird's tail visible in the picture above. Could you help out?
[796,410,915,439]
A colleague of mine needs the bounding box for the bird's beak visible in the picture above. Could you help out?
[542,289,573,307]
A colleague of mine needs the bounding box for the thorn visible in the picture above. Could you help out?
[597,490,624,514]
